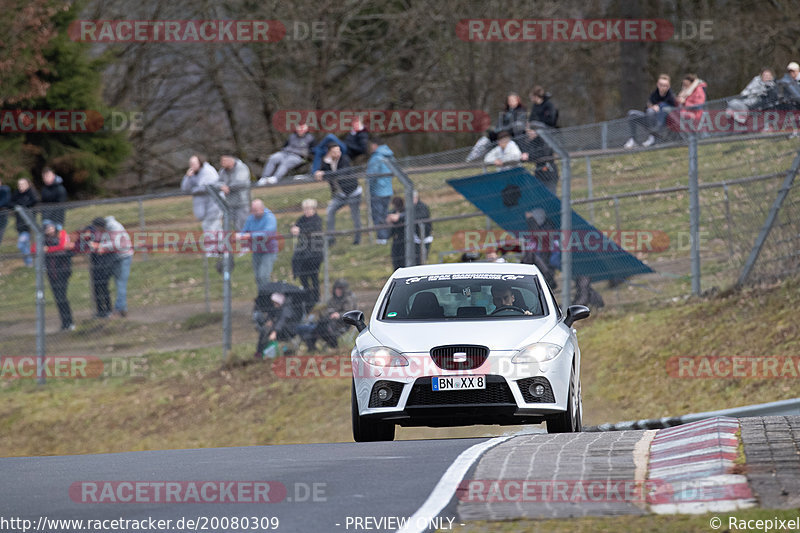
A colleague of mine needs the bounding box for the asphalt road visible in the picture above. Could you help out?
[0,438,491,533]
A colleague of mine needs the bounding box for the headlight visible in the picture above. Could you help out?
[512,343,562,364]
[360,346,409,367]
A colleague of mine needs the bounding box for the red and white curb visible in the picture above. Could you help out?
[646,416,756,513]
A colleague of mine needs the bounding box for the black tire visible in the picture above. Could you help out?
[547,368,582,434]
[351,380,395,442]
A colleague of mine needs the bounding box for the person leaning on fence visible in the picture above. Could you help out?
[258,122,316,185]
[99,215,133,318]
[726,68,777,124]
[314,141,362,246]
[519,124,559,194]
[76,217,117,319]
[181,154,222,259]
[624,74,677,148]
[39,167,68,230]
[483,130,522,167]
[12,178,38,267]
[217,154,251,231]
[366,136,395,244]
[302,278,356,351]
[0,177,11,247]
[776,62,800,110]
[32,220,75,330]
[676,73,708,125]
[466,92,528,162]
[237,199,279,293]
[291,198,324,304]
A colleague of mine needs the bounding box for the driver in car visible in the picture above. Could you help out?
[491,286,533,315]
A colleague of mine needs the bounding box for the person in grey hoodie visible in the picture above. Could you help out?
[181,154,222,257]
[100,215,134,317]
[259,123,316,184]
[218,155,251,231]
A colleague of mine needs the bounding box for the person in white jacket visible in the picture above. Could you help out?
[483,130,522,167]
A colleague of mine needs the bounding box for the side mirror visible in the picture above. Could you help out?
[564,305,591,327]
[342,310,367,332]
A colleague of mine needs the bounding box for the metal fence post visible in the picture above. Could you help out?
[205,185,232,360]
[688,133,701,296]
[586,156,594,224]
[138,198,147,262]
[15,207,46,384]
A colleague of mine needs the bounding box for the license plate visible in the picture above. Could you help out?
[432,375,486,391]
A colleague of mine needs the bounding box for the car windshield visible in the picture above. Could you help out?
[381,273,547,320]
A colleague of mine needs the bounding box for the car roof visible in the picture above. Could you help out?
[390,262,544,278]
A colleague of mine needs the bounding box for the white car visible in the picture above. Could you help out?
[343,262,590,442]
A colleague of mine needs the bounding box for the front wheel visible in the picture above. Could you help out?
[351,380,395,442]
[547,369,582,433]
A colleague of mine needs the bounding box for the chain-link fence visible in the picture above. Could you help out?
[2,108,799,365]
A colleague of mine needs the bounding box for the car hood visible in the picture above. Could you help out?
[367,316,557,353]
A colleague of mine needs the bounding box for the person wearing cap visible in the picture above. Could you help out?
[483,130,522,167]
[32,220,74,330]
[77,217,117,318]
[788,62,800,82]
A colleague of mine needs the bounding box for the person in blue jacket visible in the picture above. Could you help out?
[366,136,395,244]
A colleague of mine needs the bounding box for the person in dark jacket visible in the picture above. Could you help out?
[291,198,324,303]
[311,116,370,173]
[253,290,308,356]
[624,74,677,148]
[303,278,357,350]
[12,178,38,266]
[314,142,361,245]
[412,191,433,264]
[33,220,74,330]
[259,122,316,184]
[39,168,68,229]
[75,217,118,318]
[386,196,407,270]
[519,125,560,194]
[528,85,559,128]
[0,177,11,247]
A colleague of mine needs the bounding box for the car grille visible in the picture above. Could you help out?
[406,376,514,407]
[516,376,556,403]
[368,380,405,408]
[430,345,489,371]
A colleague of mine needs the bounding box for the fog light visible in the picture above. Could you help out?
[529,383,545,397]
[377,387,392,401]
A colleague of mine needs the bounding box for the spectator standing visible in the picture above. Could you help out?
[366,136,395,244]
[259,123,316,184]
[483,130,522,167]
[412,190,433,264]
[0,178,11,246]
[314,142,361,245]
[238,199,279,293]
[181,154,222,258]
[218,155,251,231]
[386,196,407,270]
[12,178,38,267]
[101,215,133,317]
[33,220,74,330]
[291,198,324,303]
[519,126,559,194]
[528,86,559,128]
[39,167,68,229]
[303,278,356,350]
[624,74,677,148]
[79,217,117,318]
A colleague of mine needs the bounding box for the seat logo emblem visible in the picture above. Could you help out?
[453,352,467,363]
